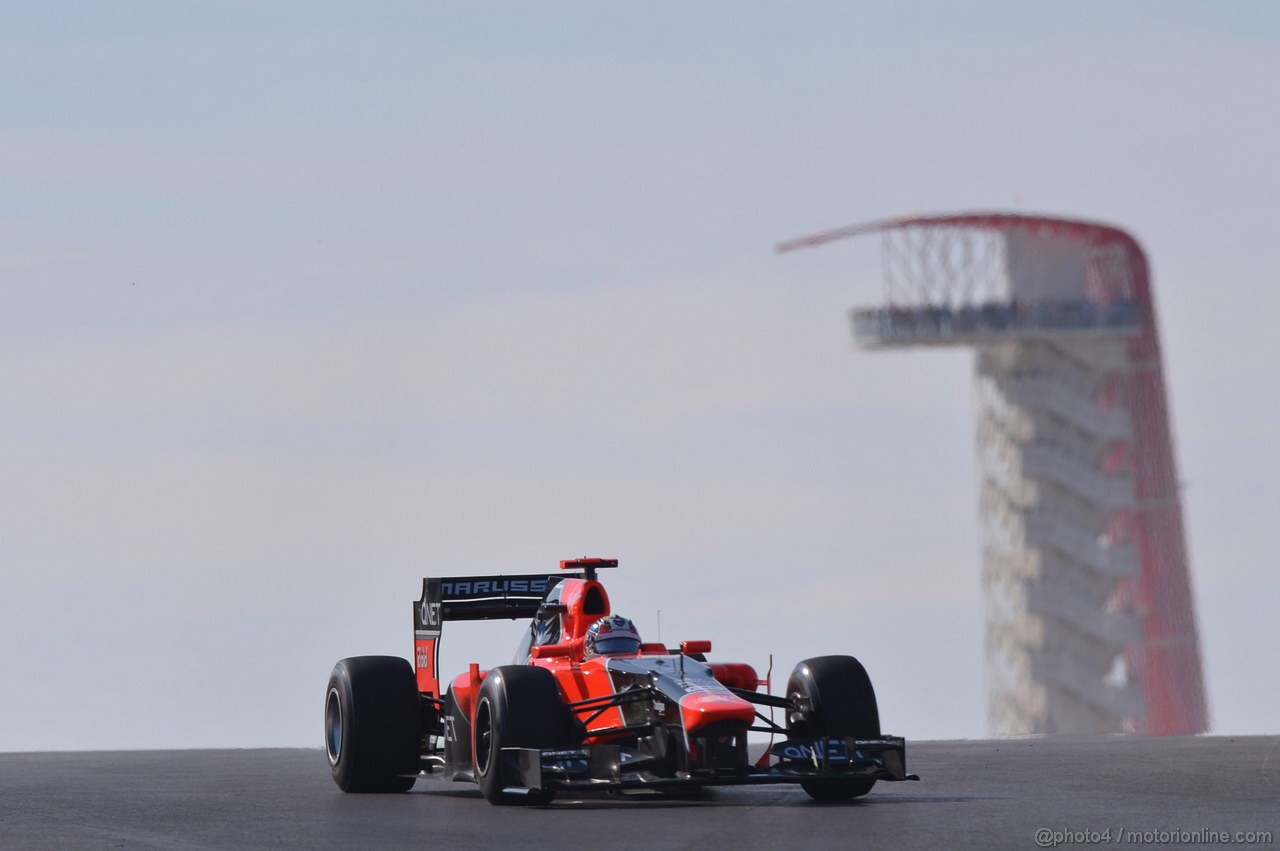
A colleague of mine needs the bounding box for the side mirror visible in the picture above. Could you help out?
[531,642,573,659]
[680,640,712,656]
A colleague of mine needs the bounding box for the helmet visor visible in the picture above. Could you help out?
[592,636,641,655]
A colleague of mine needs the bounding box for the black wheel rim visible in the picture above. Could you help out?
[474,697,494,775]
[325,687,343,766]
[788,689,813,733]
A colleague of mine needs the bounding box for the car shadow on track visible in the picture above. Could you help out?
[539,793,1008,810]
[410,782,1004,810]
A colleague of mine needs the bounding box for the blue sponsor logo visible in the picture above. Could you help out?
[541,748,590,775]
[771,739,851,762]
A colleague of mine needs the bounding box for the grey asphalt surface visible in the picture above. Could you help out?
[1,737,1276,850]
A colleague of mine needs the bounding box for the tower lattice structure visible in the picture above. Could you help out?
[780,213,1207,735]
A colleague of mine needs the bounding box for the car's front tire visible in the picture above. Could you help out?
[473,666,575,805]
[786,655,880,801]
[326,656,421,793]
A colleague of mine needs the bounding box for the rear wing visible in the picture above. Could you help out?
[412,573,576,698]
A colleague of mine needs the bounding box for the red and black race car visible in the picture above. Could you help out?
[324,558,917,804]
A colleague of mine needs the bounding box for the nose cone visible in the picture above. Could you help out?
[679,691,757,735]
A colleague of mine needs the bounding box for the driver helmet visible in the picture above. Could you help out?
[585,615,642,657]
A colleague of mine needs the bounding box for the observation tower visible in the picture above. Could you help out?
[780,213,1206,736]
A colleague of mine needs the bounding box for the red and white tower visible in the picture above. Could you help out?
[781,213,1207,736]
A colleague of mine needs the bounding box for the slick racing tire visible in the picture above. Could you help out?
[786,655,881,801]
[326,656,421,793]
[473,665,574,805]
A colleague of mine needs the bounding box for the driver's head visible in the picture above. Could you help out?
[585,615,642,657]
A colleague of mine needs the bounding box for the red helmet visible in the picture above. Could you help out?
[585,615,642,657]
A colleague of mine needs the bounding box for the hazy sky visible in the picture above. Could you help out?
[2,2,1277,750]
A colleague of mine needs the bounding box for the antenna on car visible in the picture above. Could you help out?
[559,557,619,582]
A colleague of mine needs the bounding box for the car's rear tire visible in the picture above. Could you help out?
[473,666,574,805]
[786,655,880,801]
[326,656,421,793]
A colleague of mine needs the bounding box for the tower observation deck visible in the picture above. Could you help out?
[780,213,1207,736]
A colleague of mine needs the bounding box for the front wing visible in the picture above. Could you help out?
[501,736,919,796]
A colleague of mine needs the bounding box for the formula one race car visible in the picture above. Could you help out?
[324,558,917,804]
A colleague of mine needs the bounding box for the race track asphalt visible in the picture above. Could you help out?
[1,736,1276,850]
